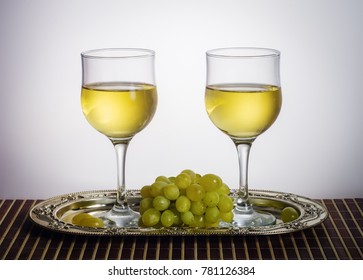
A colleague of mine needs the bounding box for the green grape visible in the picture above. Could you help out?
[142,208,161,227]
[152,195,170,211]
[179,188,186,196]
[181,211,194,225]
[175,195,191,213]
[190,201,206,215]
[205,206,220,223]
[199,174,222,191]
[155,175,171,184]
[195,173,202,183]
[203,191,220,207]
[80,216,105,228]
[175,173,192,190]
[72,213,92,224]
[163,183,180,200]
[186,183,205,202]
[216,183,230,195]
[281,207,299,223]
[181,169,196,183]
[171,208,182,226]
[139,197,153,214]
[205,221,220,228]
[217,194,234,212]
[150,181,167,197]
[140,185,152,198]
[72,213,104,228]
[220,211,234,223]
[191,215,205,227]
[139,170,233,228]
[161,210,174,227]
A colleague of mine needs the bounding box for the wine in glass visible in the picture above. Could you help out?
[205,47,282,227]
[81,48,157,227]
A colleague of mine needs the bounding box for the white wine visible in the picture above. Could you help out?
[205,84,281,139]
[81,82,157,138]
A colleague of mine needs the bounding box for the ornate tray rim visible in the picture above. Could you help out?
[29,189,329,236]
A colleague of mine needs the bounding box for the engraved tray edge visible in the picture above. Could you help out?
[29,189,329,236]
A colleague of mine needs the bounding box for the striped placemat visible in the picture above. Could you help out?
[0,198,362,260]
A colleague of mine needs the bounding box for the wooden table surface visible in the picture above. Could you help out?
[0,198,362,260]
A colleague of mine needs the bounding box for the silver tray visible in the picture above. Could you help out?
[29,189,328,236]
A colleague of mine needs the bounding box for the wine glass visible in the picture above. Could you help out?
[81,48,157,227]
[205,47,282,227]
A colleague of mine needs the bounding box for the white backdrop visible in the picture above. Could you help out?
[0,0,362,199]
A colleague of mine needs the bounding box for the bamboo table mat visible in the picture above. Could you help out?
[0,198,362,260]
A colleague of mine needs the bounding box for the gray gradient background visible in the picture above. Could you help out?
[0,0,362,199]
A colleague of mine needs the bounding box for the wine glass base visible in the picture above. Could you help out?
[99,205,140,228]
[232,206,276,227]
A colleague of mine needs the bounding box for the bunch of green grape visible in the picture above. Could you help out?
[139,169,234,228]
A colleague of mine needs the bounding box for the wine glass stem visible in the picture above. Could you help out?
[235,142,253,212]
[113,141,130,209]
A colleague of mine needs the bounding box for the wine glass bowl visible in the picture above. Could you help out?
[81,48,157,227]
[81,82,157,140]
[205,83,281,140]
[205,47,282,227]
